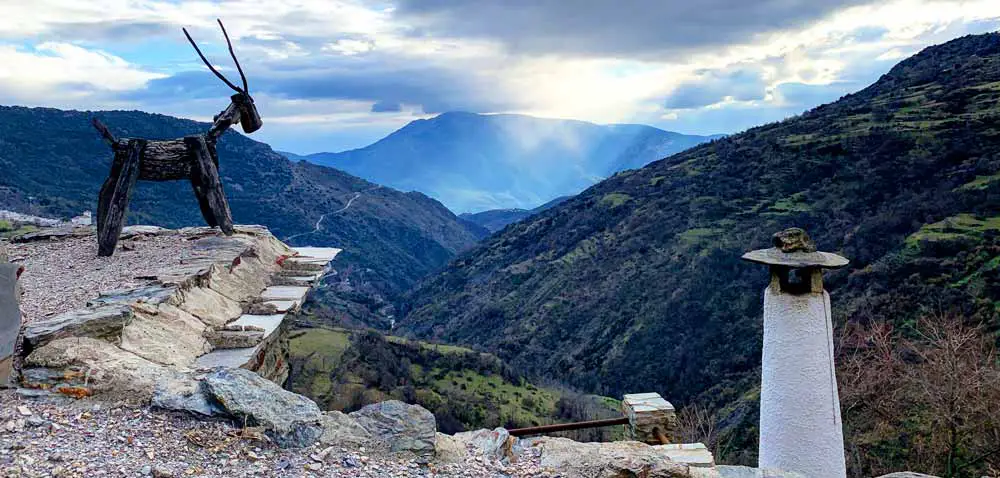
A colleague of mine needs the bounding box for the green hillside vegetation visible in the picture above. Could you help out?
[401,33,1000,476]
[287,325,621,439]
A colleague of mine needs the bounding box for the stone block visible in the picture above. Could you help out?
[23,304,132,349]
[622,392,677,444]
[0,263,21,387]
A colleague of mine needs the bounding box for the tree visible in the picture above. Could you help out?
[839,313,1000,477]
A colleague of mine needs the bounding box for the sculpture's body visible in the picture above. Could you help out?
[742,228,849,478]
[93,20,261,256]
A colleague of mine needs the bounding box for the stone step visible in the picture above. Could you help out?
[194,314,285,370]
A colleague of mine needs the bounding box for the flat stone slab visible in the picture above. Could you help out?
[623,392,675,413]
[0,263,21,387]
[654,443,715,467]
[23,304,133,348]
[260,286,310,302]
[292,247,342,261]
[230,314,285,338]
[265,300,299,313]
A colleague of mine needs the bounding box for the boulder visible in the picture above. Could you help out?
[23,337,188,399]
[434,433,468,463]
[151,380,220,417]
[349,400,436,455]
[317,411,372,446]
[690,466,807,478]
[202,368,323,448]
[527,437,689,478]
[22,304,133,348]
[454,428,513,461]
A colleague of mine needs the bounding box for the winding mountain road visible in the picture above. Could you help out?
[284,186,381,242]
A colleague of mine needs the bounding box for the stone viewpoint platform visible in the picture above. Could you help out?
[6,224,338,400]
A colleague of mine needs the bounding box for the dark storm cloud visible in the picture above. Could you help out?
[371,101,402,112]
[392,0,879,58]
[664,67,769,109]
[130,52,526,114]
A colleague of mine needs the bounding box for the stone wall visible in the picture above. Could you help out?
[11,225,339,401]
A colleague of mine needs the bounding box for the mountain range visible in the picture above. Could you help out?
[400,32,1000,473]
[288,112,719,213]
[459,196,572,232]
[0,106,484,299]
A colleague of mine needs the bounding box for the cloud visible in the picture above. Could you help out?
[371,101,403,113]
[664,67,769,109]
[392,0,880,59]
[0,0,998,152]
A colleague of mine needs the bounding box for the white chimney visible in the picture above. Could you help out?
[742,227,848,478]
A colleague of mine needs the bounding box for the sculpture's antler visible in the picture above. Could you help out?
[182,21,245,94]
[216,19,249,94]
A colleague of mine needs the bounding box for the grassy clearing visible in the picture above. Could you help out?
[600,193,632,208]
[905,213,1000,250]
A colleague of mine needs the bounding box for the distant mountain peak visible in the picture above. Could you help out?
[299,112,716,212]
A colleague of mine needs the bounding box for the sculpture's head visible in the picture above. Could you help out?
[183,19,262,134]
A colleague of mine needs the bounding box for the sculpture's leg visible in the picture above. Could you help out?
[186,135,234,235]
[97,140,143,256]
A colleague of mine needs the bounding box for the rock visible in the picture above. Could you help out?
[0,262,21,388]
[202,368,323,448]
[151,465,173,477]
[772,227,816,253]
[24,337,193,400]
[527,437,689,478]
[689,466,807,478]
[120,307,212,367]
[654,443,715,467]
[202,327,265,349]
[434,433,468,463]
[875,474,940,478]
[25,416,46,428]
[177,287,242,328]
[22,304,133,348]
[317,411,372,446]
[454,428,513,460]
[349,400,436,456]
[151,380,221,417]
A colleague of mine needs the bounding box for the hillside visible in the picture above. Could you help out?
[298,112,716,213]
[460,195,572,232]
[0,106,484,299]
[287,325,621,440]
[401,33,1000,473]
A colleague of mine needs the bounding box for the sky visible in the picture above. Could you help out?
[0,0,999,154]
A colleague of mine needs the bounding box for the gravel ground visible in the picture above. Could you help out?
[6,235,193,323]
[0,391,556,477]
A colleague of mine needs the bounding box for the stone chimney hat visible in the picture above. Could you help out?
[741,227,849,269]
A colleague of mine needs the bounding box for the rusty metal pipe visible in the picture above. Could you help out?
[508,417,630,437]
[653,427,670,445]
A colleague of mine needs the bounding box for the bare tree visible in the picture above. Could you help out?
[838,312,1000,477]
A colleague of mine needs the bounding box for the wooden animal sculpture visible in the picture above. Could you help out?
[92,19,261,256]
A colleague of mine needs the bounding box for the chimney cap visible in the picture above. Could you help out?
[741,227,849,269]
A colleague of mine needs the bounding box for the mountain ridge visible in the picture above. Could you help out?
[291,112,719,213]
